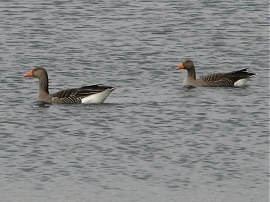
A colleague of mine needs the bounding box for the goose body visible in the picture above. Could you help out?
[176,60,255,87]
[24,67,114,104]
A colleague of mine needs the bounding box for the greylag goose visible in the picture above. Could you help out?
[24,67,114,104]
[176,59,255,87]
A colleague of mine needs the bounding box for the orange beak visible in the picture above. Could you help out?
[24,70,33,77]
[176,63,185,70]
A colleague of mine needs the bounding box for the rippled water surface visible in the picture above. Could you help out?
[0,0,269,202]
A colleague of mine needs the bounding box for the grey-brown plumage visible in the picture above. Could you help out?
[176,59,255,87]
[24,67,114,104]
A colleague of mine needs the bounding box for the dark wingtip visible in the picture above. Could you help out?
[232,68,256,76]
[81,84,115,90]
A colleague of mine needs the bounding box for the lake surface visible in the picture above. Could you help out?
[0,0,269,201]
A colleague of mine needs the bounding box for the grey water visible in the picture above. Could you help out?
[0,0,269,201]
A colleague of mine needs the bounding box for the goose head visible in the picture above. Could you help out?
[176,59,195,71]
[24,67,48,78]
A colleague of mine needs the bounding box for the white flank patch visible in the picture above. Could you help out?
[81,89,114,104]
[234,78,249,87]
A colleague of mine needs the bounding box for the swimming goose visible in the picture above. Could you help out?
[24,67,114,104]
[176,59,255,87]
